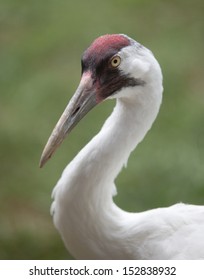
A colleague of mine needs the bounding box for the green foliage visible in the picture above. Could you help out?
[0,0,203,259]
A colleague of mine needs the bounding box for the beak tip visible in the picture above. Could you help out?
[39,155,51,168]
[39,133,61,168]
[39,159,45,168]
[39,147,53,168]
[39,155,47,168]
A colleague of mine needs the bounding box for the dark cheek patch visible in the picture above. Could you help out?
[98,69,145,100]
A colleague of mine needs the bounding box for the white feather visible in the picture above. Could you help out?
[50,38,204,260]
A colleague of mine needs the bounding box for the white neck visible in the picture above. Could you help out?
[54,82,162,259]
[82,83,162,197]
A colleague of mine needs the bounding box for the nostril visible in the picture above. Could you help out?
[71,106,80,117]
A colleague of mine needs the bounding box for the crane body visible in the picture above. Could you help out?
[40,34,204,259]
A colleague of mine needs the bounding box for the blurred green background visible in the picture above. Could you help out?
[0,0,204,259]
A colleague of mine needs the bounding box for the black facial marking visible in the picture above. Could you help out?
[81,36,144,101]
[98,68,145,100]
[81,51,145,100]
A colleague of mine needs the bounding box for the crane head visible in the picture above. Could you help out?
[40,34,161,167]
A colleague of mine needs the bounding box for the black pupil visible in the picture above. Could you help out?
[113,59,118,64]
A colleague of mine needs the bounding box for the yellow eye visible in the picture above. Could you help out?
[110,55,121,68]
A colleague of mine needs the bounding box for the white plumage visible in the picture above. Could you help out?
[40,34,204,259]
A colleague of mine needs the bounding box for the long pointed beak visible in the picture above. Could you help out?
[40,72,98,167]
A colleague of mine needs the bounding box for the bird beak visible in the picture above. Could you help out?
[39,72,98,167]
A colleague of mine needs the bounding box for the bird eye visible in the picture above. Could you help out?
[110,55,121,68]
